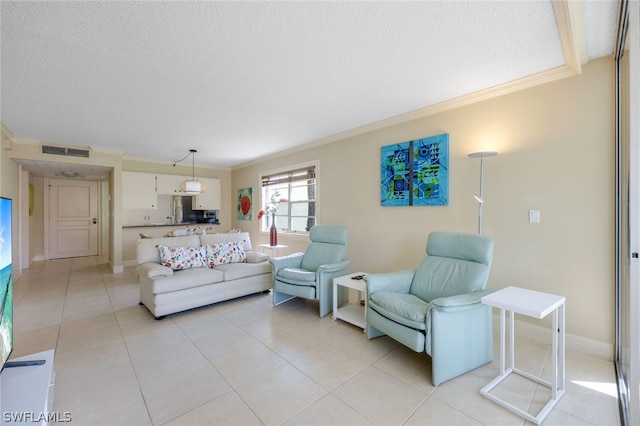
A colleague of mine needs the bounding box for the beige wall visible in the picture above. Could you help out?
[7,141,125,271]
[1,125,22,281]
[231,57,615,347]
[0,56,615,348]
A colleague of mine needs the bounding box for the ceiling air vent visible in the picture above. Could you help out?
[41,145,90,158]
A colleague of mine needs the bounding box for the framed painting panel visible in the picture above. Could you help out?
[381,133,449,206]
[237,187,253,220]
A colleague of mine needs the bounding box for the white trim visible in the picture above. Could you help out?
[123,259,137,268]
[258,160,319,237]
[234,66,578,171]
[552,0,587,74]
[259,160,319,178]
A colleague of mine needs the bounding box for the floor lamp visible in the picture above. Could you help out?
[468,151,498,234]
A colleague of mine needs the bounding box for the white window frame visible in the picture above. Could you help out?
[259,161,318,238]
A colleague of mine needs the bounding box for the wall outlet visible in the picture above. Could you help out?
[529,209,541,223]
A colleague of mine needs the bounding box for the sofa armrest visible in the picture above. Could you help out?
[245,250,269,263]
[269,252,304,274]
[364,270,415,294]
[137,262,173,279]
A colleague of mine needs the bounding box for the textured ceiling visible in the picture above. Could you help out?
[1,1,619,171]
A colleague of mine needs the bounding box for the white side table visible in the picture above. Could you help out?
[258,244,288,258]
[480,286,565,425]
[333,272,367,330]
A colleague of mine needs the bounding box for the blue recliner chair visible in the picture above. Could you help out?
[365,231,495,385]
[270,225,352,317]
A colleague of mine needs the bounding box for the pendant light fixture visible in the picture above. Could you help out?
[177,149,207,194]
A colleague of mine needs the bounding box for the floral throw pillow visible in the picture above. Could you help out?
[157,245,207,270]
[204,241,247,267]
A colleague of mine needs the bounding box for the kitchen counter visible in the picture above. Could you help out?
[123,222,219,228]
[122,223,221,266]
[123,223,196,228]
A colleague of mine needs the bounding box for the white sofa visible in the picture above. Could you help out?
[136,232,272,319]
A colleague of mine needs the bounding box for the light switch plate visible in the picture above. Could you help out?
[529,209,540,223]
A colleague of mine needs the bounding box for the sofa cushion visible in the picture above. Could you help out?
[214,261,272,281]
[204,241,246,266]
[277,267,316,283]
[158,245,208,270]
[200,232,253,251]
[370,292,429,323]
[151,267,225,294]
[137,235,200,264]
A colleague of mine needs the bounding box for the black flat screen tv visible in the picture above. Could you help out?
[0,197,13,372]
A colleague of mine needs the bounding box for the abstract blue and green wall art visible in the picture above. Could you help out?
[381,133,449,206]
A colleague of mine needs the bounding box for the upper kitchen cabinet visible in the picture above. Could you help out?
[156,174,183,195]
[192,178,221,210]
[122,171,158,209]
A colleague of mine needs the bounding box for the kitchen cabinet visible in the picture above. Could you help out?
[192,178,221,210]
[123,172,220,210]
[123,171,157,209]
[156,174,184,195]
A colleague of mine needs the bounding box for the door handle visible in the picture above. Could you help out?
[92,218,98,224]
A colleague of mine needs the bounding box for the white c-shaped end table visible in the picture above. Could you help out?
[480,286,565,425]
[258,244,288,258]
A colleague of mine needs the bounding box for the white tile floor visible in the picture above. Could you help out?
[11,257,620,425]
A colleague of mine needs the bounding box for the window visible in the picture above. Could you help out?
[260,163,317,234]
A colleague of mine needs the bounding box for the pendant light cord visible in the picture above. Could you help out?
[192,150,195,180]
[172,149,198,171]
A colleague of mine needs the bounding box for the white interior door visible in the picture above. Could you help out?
[49,179,98,259]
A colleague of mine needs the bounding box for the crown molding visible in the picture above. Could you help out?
[233,64,579,171]
[552,0,587,74]
[89,145,125,156]
[1,122,14,150]
[234,1,589,171]
[122,154,231,172]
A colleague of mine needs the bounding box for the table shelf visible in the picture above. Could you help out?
[333,272,367,331]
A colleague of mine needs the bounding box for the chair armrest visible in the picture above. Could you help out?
[137,262,173,279]
[429,289,496,309]
[364,270,415,294]
[317,259,353,274]
[269,252,304,274]
[316,260,354,285]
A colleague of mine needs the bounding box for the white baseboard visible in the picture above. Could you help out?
[31,255,45,263]
[110,261,124,274]
[492,314,613,361]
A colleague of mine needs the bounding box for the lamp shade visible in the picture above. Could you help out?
[179,180,207,194]
[176,149,207,194]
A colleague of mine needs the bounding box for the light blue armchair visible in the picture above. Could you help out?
[270,225,353,317]
[365,231,495,385]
